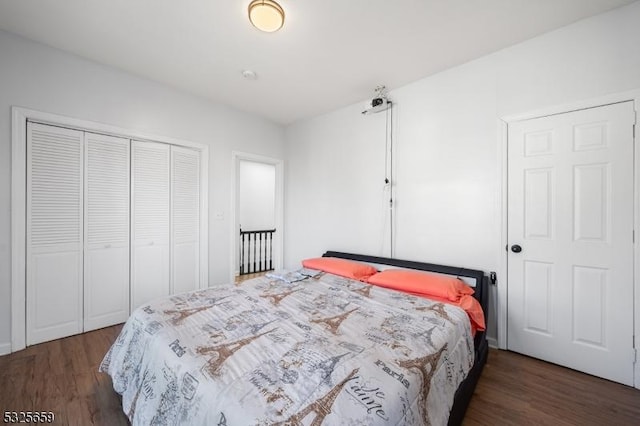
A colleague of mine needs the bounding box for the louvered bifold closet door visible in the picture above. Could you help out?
[27,122,84,345]
[171,146,201,294]
[84,133,130,331]
[131,140,171,309]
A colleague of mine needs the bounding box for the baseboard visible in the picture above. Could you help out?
[0,342,11,356]
[487,336,498,349]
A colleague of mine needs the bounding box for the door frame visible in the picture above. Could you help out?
[230,151,284,284]
[11,106,209,353]
[498,89,640,389]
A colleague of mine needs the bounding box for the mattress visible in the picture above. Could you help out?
[100,271,475,425]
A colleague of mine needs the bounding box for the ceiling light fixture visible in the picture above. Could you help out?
[248,0,285,33]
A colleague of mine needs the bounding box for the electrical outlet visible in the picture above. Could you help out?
[489,271,497,284]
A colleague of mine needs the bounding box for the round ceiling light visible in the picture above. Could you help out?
[248,0,285,33]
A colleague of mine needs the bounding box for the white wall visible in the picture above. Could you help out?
[0,30,285,350]
[284,1,640,342]
[239,160,276,231]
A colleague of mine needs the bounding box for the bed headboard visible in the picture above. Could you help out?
[322,251,489,326]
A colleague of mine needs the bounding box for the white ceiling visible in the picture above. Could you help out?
[0,0,635,124]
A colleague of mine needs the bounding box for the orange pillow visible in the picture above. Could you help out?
[416,293,486,335]
[302,257,377,281]
[366,269,474,302]
[458,294,486,334]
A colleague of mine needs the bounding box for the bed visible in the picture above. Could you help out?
[100,251,489,425]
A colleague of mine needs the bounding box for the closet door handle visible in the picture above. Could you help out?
[149,241,155,246]
[104,244,112,249]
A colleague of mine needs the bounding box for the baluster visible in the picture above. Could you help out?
[269,230,273,270]
[240,230,244,275]
[258,232,262,272]
[253,232,257,274]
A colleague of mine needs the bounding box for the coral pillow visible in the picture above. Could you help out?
[302,257,377,281]
[458,294,486,334]
[416,292,486,334]
[366,269,474,302]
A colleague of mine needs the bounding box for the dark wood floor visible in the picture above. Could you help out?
[465,349,640,425]
[1,326,639,425]
[0,325,128,426]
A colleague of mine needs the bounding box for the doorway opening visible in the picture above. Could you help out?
[231,152,284,283]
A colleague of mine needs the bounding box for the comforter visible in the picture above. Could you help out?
[100,272,475,425]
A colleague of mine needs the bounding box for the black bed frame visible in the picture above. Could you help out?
[322,251,489,426]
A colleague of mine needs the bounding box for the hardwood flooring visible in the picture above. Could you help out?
[235,271,268,283]
[465,349,640,425]
[0,325,128,426]
[1,326,639,425]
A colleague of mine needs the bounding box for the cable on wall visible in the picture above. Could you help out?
[363,85,395,258]
[388,99,394,258]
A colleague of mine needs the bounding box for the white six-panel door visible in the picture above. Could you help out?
[131,140,171,309]
[171,146,201,294]
[84,132,130,331]
[507,101,635,385]
[27,122,84,345]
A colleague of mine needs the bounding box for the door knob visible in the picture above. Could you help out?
[511,244,522,253]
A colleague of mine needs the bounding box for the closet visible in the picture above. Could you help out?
[26,122,202,346]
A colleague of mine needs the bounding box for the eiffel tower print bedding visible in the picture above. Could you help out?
[100,271,475,425]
